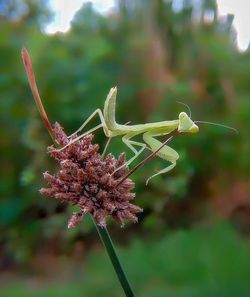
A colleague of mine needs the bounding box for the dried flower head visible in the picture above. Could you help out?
[40,122,142,228]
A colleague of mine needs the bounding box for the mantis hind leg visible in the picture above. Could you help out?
[58,109,111,151]
[69,109,110,138]
[143,131,179,184]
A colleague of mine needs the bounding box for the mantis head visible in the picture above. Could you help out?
[178,112,199,133]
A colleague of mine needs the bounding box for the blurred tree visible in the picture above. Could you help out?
[0,0,51,24]
[0,0,249,267]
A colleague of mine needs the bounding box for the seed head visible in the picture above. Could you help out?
[40,122,142,228]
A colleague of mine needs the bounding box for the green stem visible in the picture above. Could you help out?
[92,218,135,297]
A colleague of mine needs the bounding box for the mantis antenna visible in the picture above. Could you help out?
[195,121,238,134]
[176,101,192,118]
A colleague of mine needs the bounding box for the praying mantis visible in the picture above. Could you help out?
[61,87,200,183]
[22,47,237,184]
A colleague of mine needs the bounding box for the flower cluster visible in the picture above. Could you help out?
[40,123,142,228]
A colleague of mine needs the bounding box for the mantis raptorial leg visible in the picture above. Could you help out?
[143,130,179,184]
[122,133,149,165]
[112,132,148,175]
[114,127,178,182]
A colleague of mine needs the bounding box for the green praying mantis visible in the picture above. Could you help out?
[60,87,237,184]
[60,87,201,183]
[22,48,237,184]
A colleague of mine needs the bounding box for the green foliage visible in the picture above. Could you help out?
[0,0,249,270]
[1,223,250,296]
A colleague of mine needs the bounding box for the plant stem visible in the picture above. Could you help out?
[21,47,55,142]
[92,217,135,297]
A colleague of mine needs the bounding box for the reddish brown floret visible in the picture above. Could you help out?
[40,122,142,228]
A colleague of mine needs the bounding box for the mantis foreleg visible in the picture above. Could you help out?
[122,133,148,166]
[143,131,179,184]
[112,132,149,175]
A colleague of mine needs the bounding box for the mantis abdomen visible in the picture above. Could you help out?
[104,87,118,131]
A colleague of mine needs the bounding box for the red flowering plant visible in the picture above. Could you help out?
[41,122,142,228]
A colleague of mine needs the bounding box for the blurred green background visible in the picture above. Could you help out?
[0,0,250,296]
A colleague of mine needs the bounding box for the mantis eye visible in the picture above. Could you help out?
[179,112,187,119]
